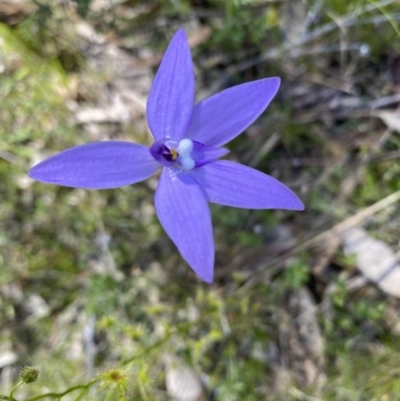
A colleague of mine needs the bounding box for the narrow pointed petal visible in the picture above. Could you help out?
[185,78,280,147]
[192,160,304,210]
[29,142,160,189]
[155,168,214,283]
[147,29,195,141]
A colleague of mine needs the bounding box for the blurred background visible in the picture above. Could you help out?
[0,0,400,400]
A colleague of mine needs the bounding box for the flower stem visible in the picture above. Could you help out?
[138,381,149,401]
[25,379,97,401]
[121,336,170,366]
[9,381,23,401]
[72,388,87,401]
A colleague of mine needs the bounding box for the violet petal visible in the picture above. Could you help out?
[185,78,280,147]
[191,141,229,167]
[147,29,195,141]
[29,142,160,189]
[192,160,304,210]
[155,168,214,283]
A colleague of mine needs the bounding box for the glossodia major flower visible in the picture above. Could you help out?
[29,29,304,284]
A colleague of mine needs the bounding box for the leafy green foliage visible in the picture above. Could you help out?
[282,259,309,289]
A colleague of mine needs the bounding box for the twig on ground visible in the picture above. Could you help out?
[238,189,400,293]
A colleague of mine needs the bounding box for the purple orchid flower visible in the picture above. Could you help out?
[29,29,304,283]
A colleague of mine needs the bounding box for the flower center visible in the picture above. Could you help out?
[150,138,195,171]
[176,139,195,170]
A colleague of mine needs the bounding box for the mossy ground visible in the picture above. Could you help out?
[1,0,400,400]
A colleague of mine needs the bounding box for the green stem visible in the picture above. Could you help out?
[368,0,400,36]
[117,384,126,401]
[9,381,23,401]
[25,379,97,401]
[137,381,149,401]
[121,336,170,366]
[72,387,87,401]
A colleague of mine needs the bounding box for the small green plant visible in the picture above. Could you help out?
[282,259,309,289]
[0,366,96,401]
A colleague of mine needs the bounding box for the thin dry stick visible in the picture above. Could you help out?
[300,0,398,43]
[214,1,400,90]
[0,150,21,166]
[238,189,400,293]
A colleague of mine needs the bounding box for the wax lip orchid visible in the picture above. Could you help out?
[29,29,304,283]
